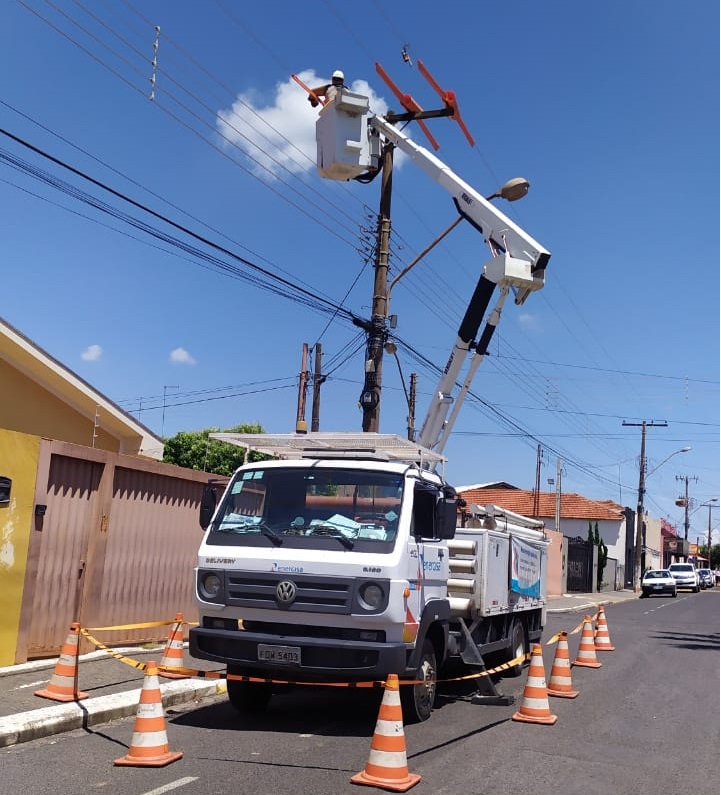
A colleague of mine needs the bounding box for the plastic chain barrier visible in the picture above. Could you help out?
[79,608,602,687]
[545,606,601,646]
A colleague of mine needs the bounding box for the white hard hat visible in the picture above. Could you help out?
[331,70,344,81]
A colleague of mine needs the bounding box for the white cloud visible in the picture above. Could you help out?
[170,347,197,365]
[81,344,103,361]
[216,70,390,178]
[518,313,540,331]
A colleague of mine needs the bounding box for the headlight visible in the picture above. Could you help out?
[200,571,223,600]
[358,581,385,610]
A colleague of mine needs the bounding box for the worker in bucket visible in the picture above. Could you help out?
[307,70,346,107]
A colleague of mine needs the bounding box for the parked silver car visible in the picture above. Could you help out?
[697,568,714,589]
[667,562,700,593]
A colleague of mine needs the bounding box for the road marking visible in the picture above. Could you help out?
[139,777,198,795]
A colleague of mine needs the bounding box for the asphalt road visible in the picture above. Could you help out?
[2,591,718,795]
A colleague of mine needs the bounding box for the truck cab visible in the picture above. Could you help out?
[190,433,458,722]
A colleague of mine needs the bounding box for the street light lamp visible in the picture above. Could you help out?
[386,177,531,315]
[632,443,691,592]
[485,177,530,202]
[647,446,692,478]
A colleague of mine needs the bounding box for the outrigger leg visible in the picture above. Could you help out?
[457,617,515,706]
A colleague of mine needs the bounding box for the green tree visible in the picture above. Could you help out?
[162,423,266,476]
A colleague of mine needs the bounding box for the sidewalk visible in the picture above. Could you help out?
[0,590,638,748]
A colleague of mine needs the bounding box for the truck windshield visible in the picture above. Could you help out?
[208,467,403,546]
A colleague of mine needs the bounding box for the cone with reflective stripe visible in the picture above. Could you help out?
[34,622,88,702]
[512,643,558,724]
[158,613,189,679]
[351,674,421,791]
[594,605,615,651]
[547,632,579,698]
[114,661,183,767]
[573,616,602,668]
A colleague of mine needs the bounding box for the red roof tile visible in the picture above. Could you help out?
[457,486,623,521]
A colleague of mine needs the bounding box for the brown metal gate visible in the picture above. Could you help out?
[25,454,103,657]
[16,439,215,661]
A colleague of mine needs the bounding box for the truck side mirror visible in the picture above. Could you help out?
[199,484,217,530]
[435,496,458,540]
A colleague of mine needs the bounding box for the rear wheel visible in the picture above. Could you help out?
[400,639,437,724]
[226,669,272,714]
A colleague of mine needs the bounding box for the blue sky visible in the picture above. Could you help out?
[1,1,718,541]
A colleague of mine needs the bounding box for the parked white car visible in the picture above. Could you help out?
[667,562,700,593]
[640,569,677,598]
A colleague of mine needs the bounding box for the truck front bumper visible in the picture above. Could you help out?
[189,626,408,680]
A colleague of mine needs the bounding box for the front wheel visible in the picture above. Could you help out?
[505,620,526,677]
[400,639,437,724]
[226,669,272,714]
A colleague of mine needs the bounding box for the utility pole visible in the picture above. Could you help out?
[703,498,719,569]
[407,373,417,441]
[555,457,562,534]
[311,343,324,432]
[533,444,542,517]
[675,473,698,541]
[360,142,394,432]
[295,343,309,434]
[623,419,668,592]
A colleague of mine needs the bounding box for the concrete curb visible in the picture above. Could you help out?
[0,677,227,748]
[547,598,611,614]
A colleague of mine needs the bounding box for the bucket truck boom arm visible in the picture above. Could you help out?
[365,114,549,458]
[311,65,550,462]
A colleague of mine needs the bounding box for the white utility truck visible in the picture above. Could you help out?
[189,71,551,723]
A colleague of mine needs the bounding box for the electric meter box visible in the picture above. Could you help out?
[316,89,374,180]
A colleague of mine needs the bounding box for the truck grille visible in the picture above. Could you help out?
[225,571,353,614]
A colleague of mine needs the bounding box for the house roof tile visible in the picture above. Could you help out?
[457,486,624,521]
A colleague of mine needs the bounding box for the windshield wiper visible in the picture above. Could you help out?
[215,520,282,545]
[257,522,283,546]
[307,525,355,549]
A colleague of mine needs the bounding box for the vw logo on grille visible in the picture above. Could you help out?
[276,580,297,605]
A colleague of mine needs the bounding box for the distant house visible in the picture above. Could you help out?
[0,316,163,459]
[456,482,626,577]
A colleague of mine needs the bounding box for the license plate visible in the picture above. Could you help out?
[257,644,301,664]
[653,584,663,589]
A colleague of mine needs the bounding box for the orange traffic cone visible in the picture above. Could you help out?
[573,616,602,668]
[114,661,183,767]
[547,632,579,698]
[594,605,615,651]
[351,674,421,791]
[34,622,89,702]
[158,613,189,679]
[512,643,558,725]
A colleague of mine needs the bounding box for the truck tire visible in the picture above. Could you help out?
[400,639,437,724]
[506,620,526,677]
[226,669,272,714]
